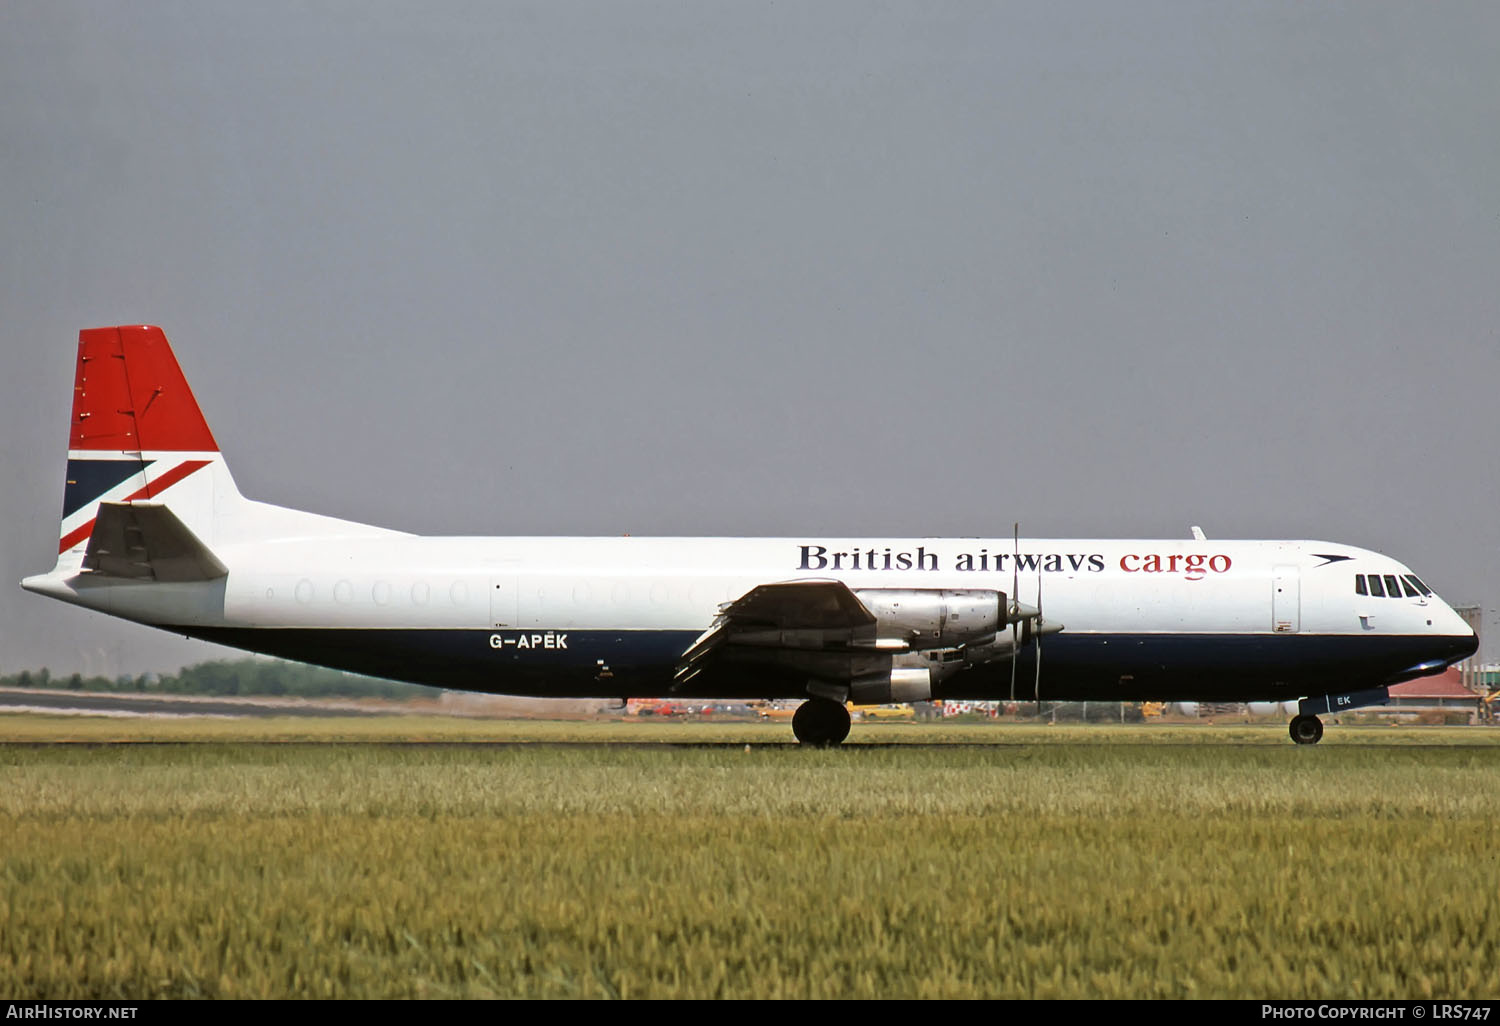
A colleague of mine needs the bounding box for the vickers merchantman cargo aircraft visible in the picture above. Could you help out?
[23,326,1478,744]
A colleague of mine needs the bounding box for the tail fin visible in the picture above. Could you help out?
[46,326,397,582]
[57,326,237,567]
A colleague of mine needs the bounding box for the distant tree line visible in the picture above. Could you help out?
[0,660,438,699]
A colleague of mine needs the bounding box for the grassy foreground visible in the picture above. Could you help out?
[4,711,1500,745]
[1,725,1498,998]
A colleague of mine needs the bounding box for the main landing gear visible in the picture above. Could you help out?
[1288,714,1324,746]
[792,697,850,746]
[1286,687,1391,745]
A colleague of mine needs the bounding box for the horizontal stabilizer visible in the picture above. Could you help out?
[82,502,228,582]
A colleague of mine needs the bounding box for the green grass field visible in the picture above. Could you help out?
[2,716,1497,998]
[4,711,1499,745]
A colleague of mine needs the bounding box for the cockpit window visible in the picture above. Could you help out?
[1404,574,1433,597]
[1357,571,1432,600]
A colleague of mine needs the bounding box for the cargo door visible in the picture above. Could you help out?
[1272,565,1300,633]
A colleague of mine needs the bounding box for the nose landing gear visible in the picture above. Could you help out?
[1288,714,1324,745]
[1286,686,1391,745]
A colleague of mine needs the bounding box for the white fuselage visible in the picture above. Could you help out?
[28,532,1476,701]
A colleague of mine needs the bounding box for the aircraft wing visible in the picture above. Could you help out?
[708,580,875,630]
[82,502,228,582]
[674,580,882,689]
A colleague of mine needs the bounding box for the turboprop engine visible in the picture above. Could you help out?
[835,589,1036,703]
[676,582,1047,704]
[850,588,1012,650]
[717,588,1030,654]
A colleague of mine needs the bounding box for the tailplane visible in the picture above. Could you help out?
[83,503,229,582]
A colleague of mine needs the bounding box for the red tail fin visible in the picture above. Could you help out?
[59,327,223,557]
[72,326,217,453]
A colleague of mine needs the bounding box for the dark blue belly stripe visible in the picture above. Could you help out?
[161,625,1477,702]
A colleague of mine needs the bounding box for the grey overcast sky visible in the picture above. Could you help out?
[2,2,1497,675]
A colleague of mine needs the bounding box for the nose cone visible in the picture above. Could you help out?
[1451,631,1479,663]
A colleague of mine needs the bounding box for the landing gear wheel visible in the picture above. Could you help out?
[1289,714,1324,746]
[792,698,851,746]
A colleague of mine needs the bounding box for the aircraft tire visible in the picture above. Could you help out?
[1288,714,1324,746]
[792,698,851,746]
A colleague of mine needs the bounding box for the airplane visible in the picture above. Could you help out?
[22,326,1478,745]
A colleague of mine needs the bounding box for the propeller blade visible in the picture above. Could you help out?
[1009,623,1019,701]
[1034,565,1043,712]
[1035,643,1043,715]
[1009,522,1019,702]
[1012,523,1020,607]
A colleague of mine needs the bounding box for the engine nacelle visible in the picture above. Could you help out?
[849,668,932,704]
[851,589,1005,650]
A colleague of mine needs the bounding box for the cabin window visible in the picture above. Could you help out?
[1355,575,1368,596]
[1367,575,1385,598]
[1383,575,1402,598]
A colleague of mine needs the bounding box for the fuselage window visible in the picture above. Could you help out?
[1355,575,1368,596]
[1367,574,1386,598]
[1404,574,1433,597]
[1383,575,1402,598]
[1399,577,1420,598]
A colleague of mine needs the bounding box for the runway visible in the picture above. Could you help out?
[0,687,391,719]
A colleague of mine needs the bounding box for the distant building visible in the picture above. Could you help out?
[1386,667,1483,720]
